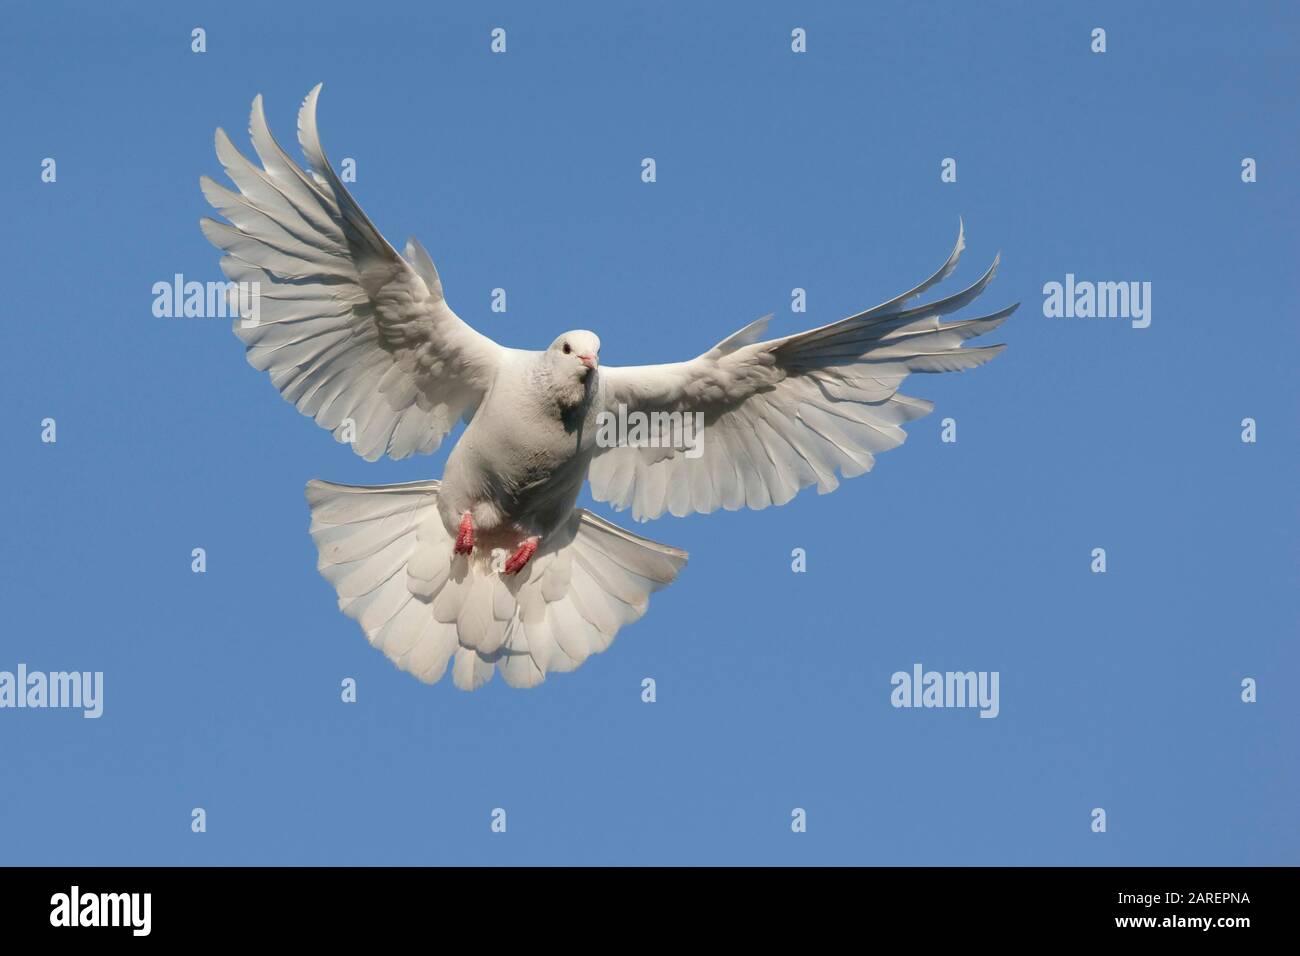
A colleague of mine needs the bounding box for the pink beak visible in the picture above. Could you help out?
[578,354,598,369]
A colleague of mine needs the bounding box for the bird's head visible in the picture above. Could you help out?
[539,330,601,413]
[547,330,601,379]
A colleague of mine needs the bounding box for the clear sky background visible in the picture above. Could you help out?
[1,0,1296,865]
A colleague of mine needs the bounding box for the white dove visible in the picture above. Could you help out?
[201,86,1016,691]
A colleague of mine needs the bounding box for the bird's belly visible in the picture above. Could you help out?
[445,421,594,535]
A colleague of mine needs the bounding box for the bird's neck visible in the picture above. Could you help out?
[534,357,595,417]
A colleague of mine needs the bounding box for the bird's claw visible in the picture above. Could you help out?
[454,512,475,555]
[502,537,540,575]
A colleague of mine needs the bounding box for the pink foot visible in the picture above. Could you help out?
[454,513,475,555]
[502,537,540,575]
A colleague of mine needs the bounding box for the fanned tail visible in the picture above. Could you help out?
[305,479,687,690]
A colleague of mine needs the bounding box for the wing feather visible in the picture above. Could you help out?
[593,225,1015,520]
[201,85,506,460]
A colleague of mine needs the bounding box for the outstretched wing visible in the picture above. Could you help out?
[591,223,1015,521]
[200,84,506,461]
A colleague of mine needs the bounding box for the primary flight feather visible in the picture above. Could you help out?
[201,85,1016,691]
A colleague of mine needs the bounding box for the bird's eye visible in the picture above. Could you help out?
[562,343,571,354]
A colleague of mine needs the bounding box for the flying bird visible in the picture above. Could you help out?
[201,85,1016,691]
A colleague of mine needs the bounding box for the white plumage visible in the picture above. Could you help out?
[305,480,685,690]
[202,86,1015,690]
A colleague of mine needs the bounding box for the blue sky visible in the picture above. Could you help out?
[1,0,1296,865]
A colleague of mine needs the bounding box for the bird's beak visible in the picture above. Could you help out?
[578,354,598,369]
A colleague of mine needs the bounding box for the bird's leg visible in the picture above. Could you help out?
[453,512,475,555]
[502,536,540,575]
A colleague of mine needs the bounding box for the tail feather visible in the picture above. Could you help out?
[305,479,687,690]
